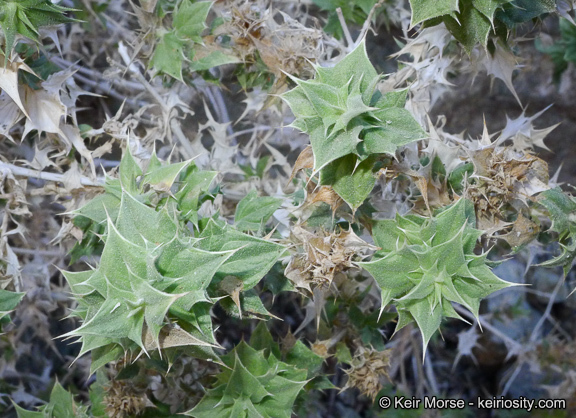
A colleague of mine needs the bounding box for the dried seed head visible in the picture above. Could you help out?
[467,147,549,237]
[285,226,376,294]
[342,346,392,401]
[104,379,147,418]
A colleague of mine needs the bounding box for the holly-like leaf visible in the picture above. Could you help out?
[285,340,325,379]
[143,158,190,193]
[444,2,494,54]
[235,190,282,232]
[496,0,556,27]
[150,30,186,81]
[175,165,217,225]
[14,381,89,418]
[118,146,143,194]
[188,48,240,72]
[61,153,238,370]
[173,0,212,43]
[359,198,517,357]
[186,341,308,418]
[198,219,286,290]
[536,188,576,276]
[320,154,377,211]
[407,0,553,52]
[282,40,425,174]
[409,0,460,27]
[0,0,78,56]
[249,322,281,359]
[0,289,25,333]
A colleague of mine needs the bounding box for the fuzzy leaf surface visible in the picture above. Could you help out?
[359,198,516,356]
[186,341,307,418]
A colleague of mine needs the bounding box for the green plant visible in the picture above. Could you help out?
[409,0,558,52]
[0,0,78,57]
[359,198,516,355]
[537,17,576,82]
[282,40,426,210]
[2,0,576,416]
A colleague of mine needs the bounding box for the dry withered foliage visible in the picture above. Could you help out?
[150,357,221,413]
[342,346,392,401]
[104,378,148,418]
[466,146,549,240]
[288,145,314,184]
[284,225,376,294]
[211,0,325,90]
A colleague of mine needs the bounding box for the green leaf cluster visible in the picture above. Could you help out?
[0,0,78,56]
[62,149,285,372]
[537,188,576,276]
[282,40,426,209]
[0,288,25,333]
[312,0,382,38]
[186,339,308,418]
[234,189,282,232]
[408,0,556,53]
[14,381,89,418]
[359,198,516,355]
[150,0,238,80]
[536,18,576,83]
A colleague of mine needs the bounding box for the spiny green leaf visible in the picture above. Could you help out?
[444,2,493,54]
[150,30,186,81]
[409,0,460,27]
[537,188,576,276]
[408,0,544,51]
[198,219,286,290]
[234,190,282,232]
[496,0,556,27]
[0,289,25,333]
[0,0,78,55]
[188,49,240,72]
[186,341,308,418]
[175,167,217,225]
[14,381,89,418]
[285,340,325,379]
[62,155,236,370]
[320,154,377,211]
[219,288,277,320]
[118,146,143,194]
[173,0,212,43]
[249,322,281,359]
[73,191,121,225]
[283,40,424,174]
[359,198,517,357]
[474,0,512,23]
[362,107,427,156]
[115,192,178,247]
[143,159,190,192]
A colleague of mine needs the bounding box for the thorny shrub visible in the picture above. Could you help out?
[1,0,576,416]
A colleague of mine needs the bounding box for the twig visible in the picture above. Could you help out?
[10,247,67,257]
[120,60,167,109]
[50,57,146,107]
[453,304,523,354]
[170,119,196,160]
[0,161,104,187]
[529,273,564,343]
[336,8,355,49]
[424,352,439,394]
[357,0,386,42]
[210,86,234,137]
[501,362,523,397]
[51,56,145,91]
